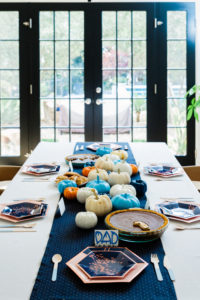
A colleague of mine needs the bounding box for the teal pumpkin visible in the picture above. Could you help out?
[96,147,112,156]
[86,175,110,193]
[111,193,140,210]
[113,159,121,165]
[58,180,77,194]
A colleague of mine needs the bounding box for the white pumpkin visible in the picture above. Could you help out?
[110,184,136,197]
[88,168,108,182]
[85,191,112,217]
[77,187,98,204]
[113,160,132,175]
[111,150,128,160]
[75,211,98,229]
[95,157,114,171]
[108,169,131,186]
[103,153,119,161]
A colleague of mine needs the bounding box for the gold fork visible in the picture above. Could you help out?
[151,253,163,281]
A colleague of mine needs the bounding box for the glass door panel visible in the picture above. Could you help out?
[167,11,187,156]
[102,11,147,142]
[39,11,85,143]
[0,12,20,157]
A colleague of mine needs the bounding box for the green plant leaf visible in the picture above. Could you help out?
[187,107,193,120]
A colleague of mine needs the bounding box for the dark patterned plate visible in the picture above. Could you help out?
[78,250,135,279]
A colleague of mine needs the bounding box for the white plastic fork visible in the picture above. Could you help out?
[151,253,163,281]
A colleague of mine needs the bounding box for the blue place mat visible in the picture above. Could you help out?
[30,142,177,300]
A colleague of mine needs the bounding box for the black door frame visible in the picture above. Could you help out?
[0,2,195,165]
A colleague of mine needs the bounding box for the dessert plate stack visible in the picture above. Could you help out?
[67,246,148,284]
[144,165,183,178]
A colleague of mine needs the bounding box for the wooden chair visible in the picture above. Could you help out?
[183,166,200,191]
[0,165,21,195]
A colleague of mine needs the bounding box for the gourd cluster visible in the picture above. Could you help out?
[57,149,144,229]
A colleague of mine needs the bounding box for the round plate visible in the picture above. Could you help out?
[105,208,169,243]
[65,154,99,168]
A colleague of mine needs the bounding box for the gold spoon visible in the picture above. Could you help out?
[52,254,62,281]
[0,223,36,228]
[175,225,200,230]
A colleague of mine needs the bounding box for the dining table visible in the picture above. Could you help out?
[0,141,200,300]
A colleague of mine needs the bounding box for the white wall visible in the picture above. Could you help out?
[0,0,199,163]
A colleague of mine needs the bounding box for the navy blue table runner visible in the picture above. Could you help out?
[30,142,177,300]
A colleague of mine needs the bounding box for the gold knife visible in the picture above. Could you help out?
[163,255,175,281]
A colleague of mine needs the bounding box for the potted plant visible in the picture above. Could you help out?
[186,85,200,121]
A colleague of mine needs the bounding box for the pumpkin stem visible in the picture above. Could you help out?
[117,169,121,174]
[92,188,98,200]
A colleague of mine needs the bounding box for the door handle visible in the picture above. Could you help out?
[84,98,92,105]
[96,99,103,105]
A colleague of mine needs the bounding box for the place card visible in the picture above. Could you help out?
[94,229,119,247]
[58,197,65,216]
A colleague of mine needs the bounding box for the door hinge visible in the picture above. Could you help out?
[30,84,33,95]
[154,84,157,95]
[23,18,32,29]
[154,18,163,28]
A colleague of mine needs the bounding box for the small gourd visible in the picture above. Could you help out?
[75,211,98,229]
[58,180,77,194]
[113,160,132,175]
[95,157,114,171]
[96,147,112,156]
[131,179,147,197]
[111,150,128,160]
[130,164,138,175]
[88,168,108,182]
[108,169,131,186]
[63,187,79,200]
[85,190,112,217]
[110,184,136,197]
[82,166,96,177]
[86,175,110,193]
[103,153,119,162]
[111,193,140,210]
[76,187,97,204]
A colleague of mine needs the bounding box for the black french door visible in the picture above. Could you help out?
[0,2,195,165]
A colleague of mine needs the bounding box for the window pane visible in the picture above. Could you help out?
[0,42,19,69]
[133,128,146,142]
[71,70,84,98]
[103,70,116,97]
[133,41,146,68]
[71,99,84,128]
[168,70,186,98]
[168,98,186,127]
[56,70,69,98]
[70,12,84,40]
[0,12,18,40]
[56,42,69,69]
[70,41,84,68]
[40,71,54,98]
[40,12,53,40]
[0,71,19,98]
[167,11,186,39]
[55,12,68,40]
[40,100,55,127]
[118,41,131,69]
[133,12,146,39]
[118,128,131,141]
[103,100,116,128]
[118,12,131,40]
[41,128,54,142]
[1,100,19,127]
[118,100,131,127]
[133,99,147,127]
[40,42,54,69]
[1,129,20,156]
[168,41,186,69]
[103,41,116,69]
[103,12,116,40]
[168,128,186,156]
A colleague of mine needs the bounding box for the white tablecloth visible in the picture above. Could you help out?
[0,142,200,300]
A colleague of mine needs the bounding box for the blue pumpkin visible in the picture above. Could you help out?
[131,179,147,197]
[86,175,110,193]
[96,147,112,156]
[111,193,140,210]
[113,159,121,165]
[58,180,77,194]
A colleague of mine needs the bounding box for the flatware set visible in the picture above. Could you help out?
[151,254,175,281]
